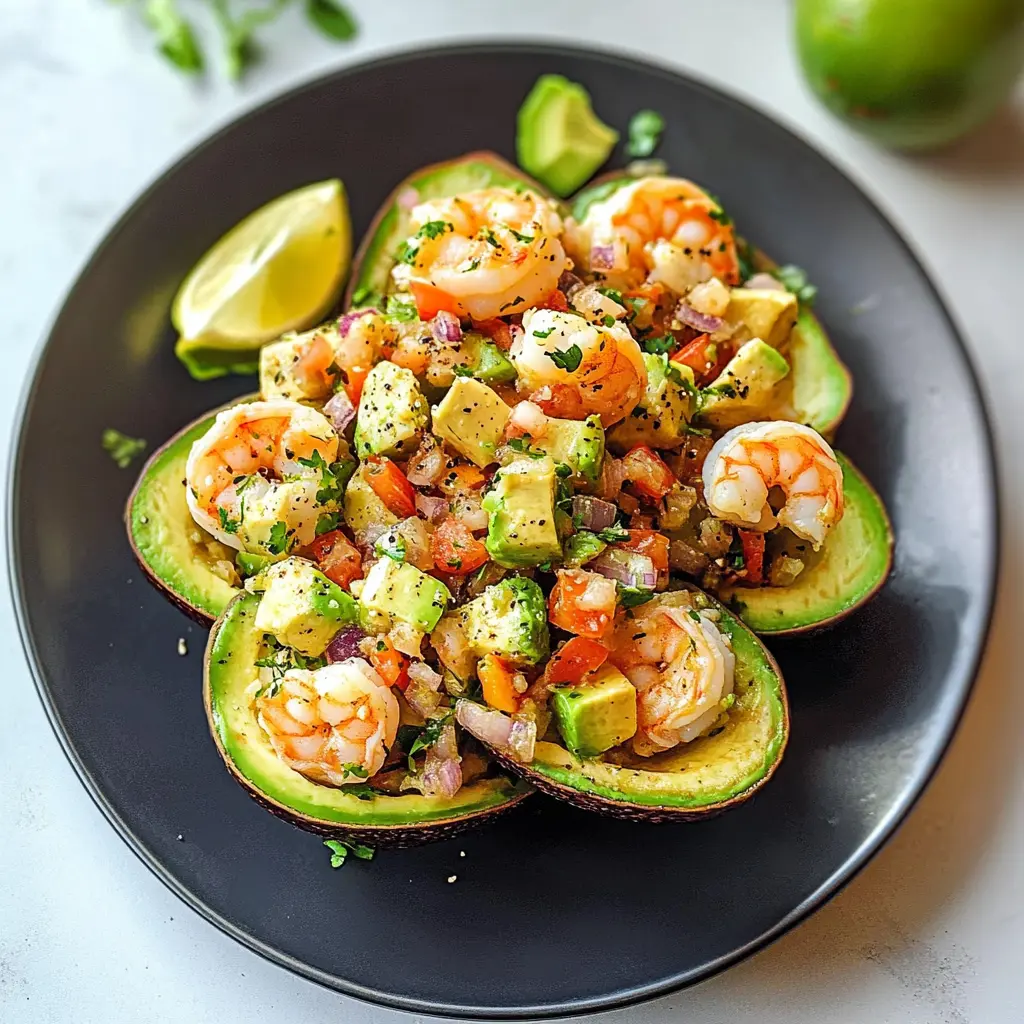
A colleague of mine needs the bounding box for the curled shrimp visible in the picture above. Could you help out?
[256,659,399,785]
[609,594,735,755]
[511,308,647,427]
[566,176,739,292]
[702,420,844,549]
[396,187,569,321]
[185,399,339,555]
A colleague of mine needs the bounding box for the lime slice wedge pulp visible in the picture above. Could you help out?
[173,179,351,380]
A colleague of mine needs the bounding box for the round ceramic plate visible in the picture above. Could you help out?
[9,43,998,1018]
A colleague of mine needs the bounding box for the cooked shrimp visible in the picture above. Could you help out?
[256,659,399,785]
[566,176,739,292]
[185,399,339,554]
[702,420,844,549]
[511,308,647,426]
[609,594,735,755]
[396,187,569,320]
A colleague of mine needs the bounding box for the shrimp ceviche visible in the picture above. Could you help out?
[135,118,888,834]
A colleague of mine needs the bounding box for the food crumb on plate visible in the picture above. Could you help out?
[447,875,457,883]
[177,638,188,656]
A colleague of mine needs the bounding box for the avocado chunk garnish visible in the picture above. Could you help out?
[359,557,451,633]
[608,353,697,453]
[552,665,638,758]
[354,360,429,459]
[482,456,563,569]
[698,338,791,429]
[204,592,531,846]
[530,414,605,485]
[461,577,550,667]
[432,376,510,468]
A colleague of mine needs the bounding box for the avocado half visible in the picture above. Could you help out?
[205,592,532,847]
[126,400,254,623]
[492,589,789,822]
[570,174,852,437]
[718,452,893,635]
[344,151,560,309]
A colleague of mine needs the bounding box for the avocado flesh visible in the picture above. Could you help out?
[718,452,893,634]
[205,593,530,837]
[345,152,555,310]
[571,175,852,436]
[524,591,788,813]
[126,407,242,622]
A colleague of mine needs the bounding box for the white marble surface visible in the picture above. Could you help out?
[2,2,1022,1022]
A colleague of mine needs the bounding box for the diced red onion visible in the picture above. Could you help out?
[596,456,626,501]
[407,446,445,488]
[744,272,786,291]
[456,699,513,749]
[396,517,434,571]
[326,626,366,663]
[675,301,724,333]
[434,721,459,761]
[323,391,356,433]
[338,308,377,335]
[407,660,442,691]
[430,310,462,344]
[590,550,656,589]
[508,714,537,763]
[359,523,388,555]
[405,676,442,718]
[420,753,463,799]
[571,495,617,531]
[415,493,449,522]
[397,187,419,211]
[590,243,615,270]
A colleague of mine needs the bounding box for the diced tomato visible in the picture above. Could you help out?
[431,517,489,575]
[738,529,765,585]
[438,463,486,496]
[535,289,569,312]
[548,569,618,639]
[294,331,338,391]
[477,654,519,713]
[670,334,732,385]
[529,383,587,419]
[621,446,676,500]
[616,530,670,574]
[370,637,409,691]
[342,365,370,404]
[409,280,460,320]
[545,636,609,685]
[473,318,513,351]
[308,530,363,590]
[365,456,416,518]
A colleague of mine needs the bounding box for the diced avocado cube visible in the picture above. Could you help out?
[343,463,399,534]
[240,479,317,560]
[699,338,791,429]
[236,551,273,578]
[533,415,605,485]
[726,288,798,348]
[432,377,510,467]
[354,360,429,459]
[259,323,339,402]
[608,353,696,453]
[516,74,619,198]
[482,456,563,568]
[458,333,517,383]
[462,577,550,666]
[360,557,450,633]
[254,557,359,656]
[551,665,637,757]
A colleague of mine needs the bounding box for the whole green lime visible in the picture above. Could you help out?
[796,0,1024,149]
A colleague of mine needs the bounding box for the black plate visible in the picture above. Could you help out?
[9,43,998,1018]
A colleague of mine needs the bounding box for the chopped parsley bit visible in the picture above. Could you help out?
[375,530,407,562]
[407,712,453,771]
[643,335,675,355]
[554,463,573,478]
[385,295,419,322]
[617,585,655,609]
[626,109,665,158]
[537,561,553,572]
[463,258,481,272]
[452,364,474,377]
[508,228,534,243]
[218,507,240,534]
[687,608,702,623]
[546,344,583,372]
[482,229,501,248]
[315,512,340,536]
[101,428,146,469]
[708,206,732,226]
[345,783,376,801]
[419,220,452,240]
[324,839,375,868]
[774,264,818,305]
[376,640,388,652]
[507,437,546,459]
[597,286,624,305]
[601,314,616,327]
[597,524,631,543]
[267,520,290,555]
[533,327,555,339]
[342,763,369,779]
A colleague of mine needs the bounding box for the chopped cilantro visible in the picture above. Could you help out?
[452,364,474,377]
[407,712,453,771]
[533,327,555,339]
[774,264,817,305]
[506,437,546,459]
[267,521,290,555]
[643,335,675,355]
[324,838,375,868]
[597,286,624,305]
[101,428,146,469]
[546,344,583,372]
[418,220,451,240]
[342,763,369,779]
[218,506,240,534]
[617,585,655,609]
[385,295,419,322]
[626,109,665,158]
[601,314,616,327]
[597,524,630,543]
[508,228,534,243]
[315,512,340,536]
[687,608,702,623]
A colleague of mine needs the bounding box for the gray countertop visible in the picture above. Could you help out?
[2,2,1022,1022]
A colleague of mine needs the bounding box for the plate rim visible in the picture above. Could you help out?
[7,38,1002,1020]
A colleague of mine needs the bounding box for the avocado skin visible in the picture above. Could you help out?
[125,398,258,624]
[205,593,532,847]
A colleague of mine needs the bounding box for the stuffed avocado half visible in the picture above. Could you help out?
[458,589,788,821]
[205,563,531,847]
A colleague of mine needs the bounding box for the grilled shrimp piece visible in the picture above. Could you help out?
[511,308,647,426]
[255,659,399,785]
[395,187,569,320]
[609,596,735,755]
[185,399,339,554]
[566,176,740,291]
[702,420,844,550]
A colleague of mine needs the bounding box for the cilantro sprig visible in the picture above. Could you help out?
[102,428,146,469]
[546,344,583,373]
[324,839,375,868]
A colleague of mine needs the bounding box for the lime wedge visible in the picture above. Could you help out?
[173,179,350,380]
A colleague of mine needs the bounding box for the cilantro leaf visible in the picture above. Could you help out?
[626,109,665,158]
[597,287,624,305]
[101,428,147,469]
[597,524,630,543]
[617,585,655,609]
[533,327,555,339]
[407,712,453,771]
[218,506,240,534]
[144,0,204,73]
[315,512,340,536]
[642,335,675,355]
[323,838,372,868]
[546,344,583,372]
[305,0,358,41]
[267,521,290,555]
[385,295,419,322]
[773,264,818,305]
